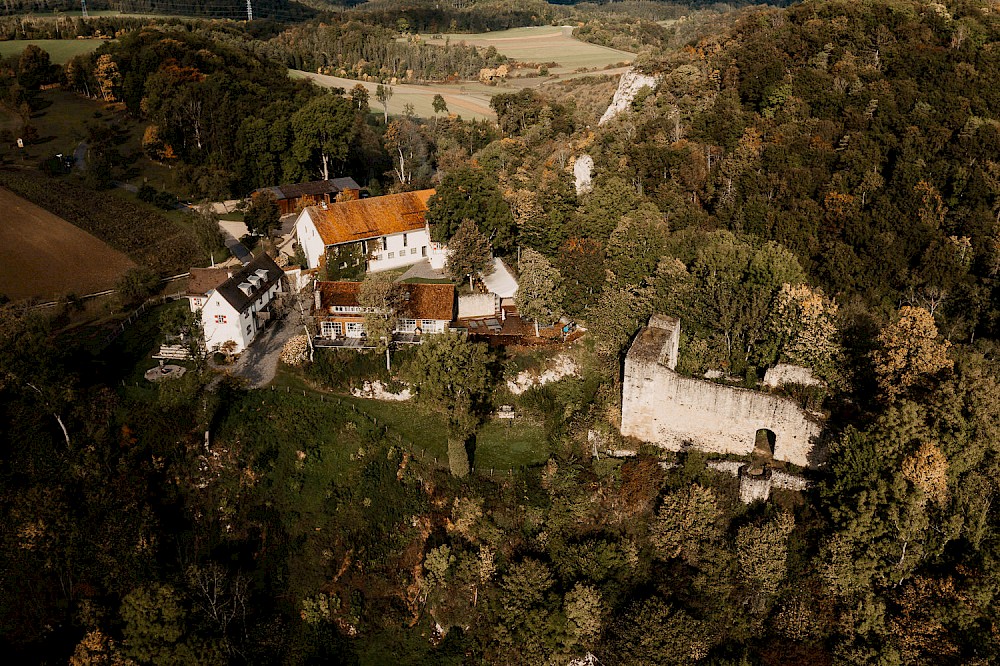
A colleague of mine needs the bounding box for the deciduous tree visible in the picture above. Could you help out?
[444,218,493,284]
[358,272,404,365]
[515,248,563,336]
[426,167,515,251]
[291,93,357,181]
[650,484,724,565]
[244,191,280,237]
[872,306,953,401]
[375,83,393,123]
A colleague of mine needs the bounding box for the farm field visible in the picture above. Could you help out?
[426,25,634,74]
[0,39,106,63]
[0,185,135,300]
[291,70,497,120]
[297,26,633,121]
[293,65,627,122]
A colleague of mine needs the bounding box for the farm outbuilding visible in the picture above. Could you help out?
[256,177,362,215]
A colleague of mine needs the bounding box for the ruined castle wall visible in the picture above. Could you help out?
[621,344,823,468]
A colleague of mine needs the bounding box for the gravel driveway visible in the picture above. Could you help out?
[231,295,311,387]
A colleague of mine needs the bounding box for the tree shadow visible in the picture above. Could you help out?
[465,432,478,470]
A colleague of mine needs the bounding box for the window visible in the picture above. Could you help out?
[402,233,408,247]
[215,314,227,324]
[421,246,427,257]
[321,321,342,338]
[246,325,252,335]
[381,237,388,251]
[399,318,417,332]
[377,254,384,261]
[388,252,395,259]
[410,248,417,255]
[346,322,365,337]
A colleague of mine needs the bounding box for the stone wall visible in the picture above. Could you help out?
[620,320,825,468]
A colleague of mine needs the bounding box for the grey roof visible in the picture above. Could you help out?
[258,177,361,201]
[214,253,283,313]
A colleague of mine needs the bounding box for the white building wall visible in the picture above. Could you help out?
[367,229,431,272]
[199,281,282,354]
[295,210,327,270]
[201,296,248,353]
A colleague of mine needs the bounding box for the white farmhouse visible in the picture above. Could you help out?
[190,253,284,354]
[295,189,443,274]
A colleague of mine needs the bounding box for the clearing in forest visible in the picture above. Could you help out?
[0,39,106,64]
[0,185,135,300]
[428,25,634,73]
[290,70,498,120]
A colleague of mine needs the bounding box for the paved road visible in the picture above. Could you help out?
[217,219,252,264]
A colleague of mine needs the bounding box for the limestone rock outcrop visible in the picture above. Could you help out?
[599,68,660,125]
[573,154,594,195]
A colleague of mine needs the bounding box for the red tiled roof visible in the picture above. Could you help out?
[316,281,455,321]
[308,190,434,246]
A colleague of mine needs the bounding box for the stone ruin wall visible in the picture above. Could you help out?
[620,320,824,469]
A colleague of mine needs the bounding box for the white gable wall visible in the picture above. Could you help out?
[199,280,282,354]
[295,209,326,270]
[201,294,248,353]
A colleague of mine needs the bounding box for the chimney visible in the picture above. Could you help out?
[227,270,234,279]
[314,289,321,311]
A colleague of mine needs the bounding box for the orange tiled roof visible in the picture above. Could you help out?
[316,281,455,322]
[309,189,435,247]
[316,281,361,308]
[401,283,455,322]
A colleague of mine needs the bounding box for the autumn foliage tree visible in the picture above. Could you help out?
[872,306,953,401]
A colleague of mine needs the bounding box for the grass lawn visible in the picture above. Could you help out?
[0,39,106,64]
[268,367,549,471]
[0,89,120,161]
[342,394,549,471]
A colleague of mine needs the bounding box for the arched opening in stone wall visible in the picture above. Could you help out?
[754,428,776,458]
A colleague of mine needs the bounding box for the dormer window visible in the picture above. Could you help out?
[254,269,269,280]
[248,275,262,288]
[238,282,253,296]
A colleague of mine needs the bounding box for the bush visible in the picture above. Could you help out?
[116,266,159,305]
[137,184,157,202]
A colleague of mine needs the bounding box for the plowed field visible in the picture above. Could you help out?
[0,186,135,300]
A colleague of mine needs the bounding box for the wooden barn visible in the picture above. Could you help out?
[256,177,362,215]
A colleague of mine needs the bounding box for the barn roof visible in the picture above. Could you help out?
[316,280,455,322]
[308,189,434,247]
[214,253,283,313]
[258,177,361,201]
